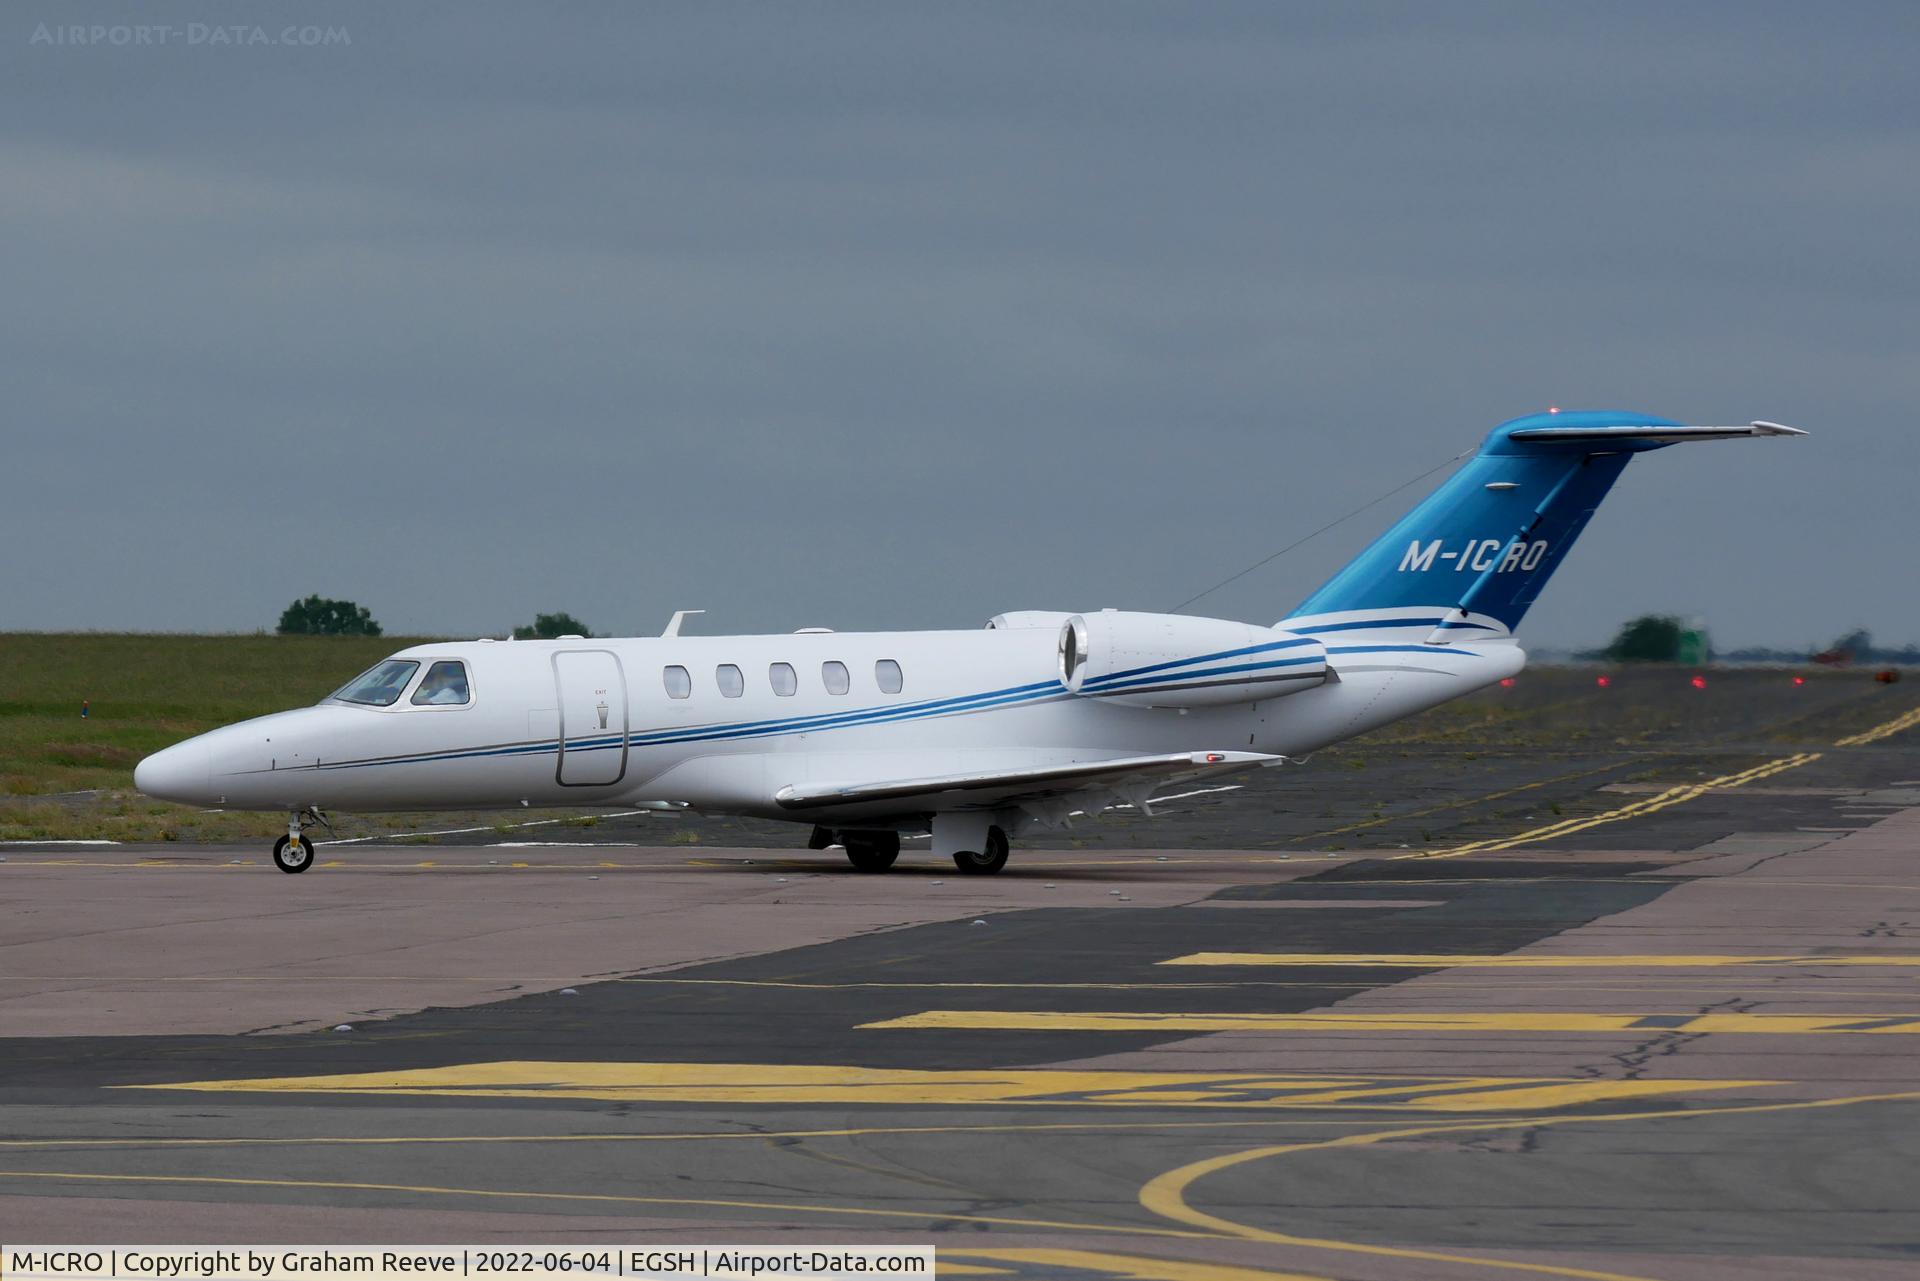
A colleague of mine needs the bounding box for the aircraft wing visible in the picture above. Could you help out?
[772,750,1281,813]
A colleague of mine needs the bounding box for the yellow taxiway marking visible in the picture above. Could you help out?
[1296,760,1629,842]
[118,1060,1774,1113]
[0,1116,1509,1152]
[0,1168,1201,1242]
[1160,951,1920,969]
[1836,704,1920,746]
[1138,1086,1920,1281]
[1400,752,1823,860]
[11,1092,1917,1281]
[867,1009,1920,1036]
[943,1249,1326,1281]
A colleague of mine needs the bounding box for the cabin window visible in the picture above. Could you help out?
[770,662,797,697]
[822,660,850,695]
[331,659,420,707]
[410,660,471,706]
[716,664,744,698]
[875,658,903,695]
[663,665,692,699]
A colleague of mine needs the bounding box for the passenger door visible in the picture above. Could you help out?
[553,650,627,786]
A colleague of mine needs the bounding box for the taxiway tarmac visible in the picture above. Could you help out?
[3,692,1920,1281]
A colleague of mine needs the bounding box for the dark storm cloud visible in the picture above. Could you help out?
[4,2,1915,649]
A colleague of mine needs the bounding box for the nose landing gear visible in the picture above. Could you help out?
[273,808,329,874]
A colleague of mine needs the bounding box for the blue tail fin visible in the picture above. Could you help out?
[1287,410,1802,638]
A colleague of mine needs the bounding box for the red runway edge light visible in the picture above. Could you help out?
[1690,675,1708,690]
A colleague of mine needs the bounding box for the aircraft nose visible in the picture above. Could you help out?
[134,738,212,804]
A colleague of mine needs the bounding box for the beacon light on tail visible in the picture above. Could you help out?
[137,409,1804,877]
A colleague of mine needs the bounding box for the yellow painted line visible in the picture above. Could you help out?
[1400,752,1822,860]
[1296,760,1628,841]
[1837,704,1920,746]
[618,990,1351,998]
[0,975,612,983]
[1137,1087,1920,1281]
[1159,951,1920,969]
[866,1009,1920,1036]
[0,1117,1489,1153]
[945,1249,1327,1281]
[0,1168,1201,1241]
[6,1093,1909,1281]
[112,1059,1772,1112]
[0,1117,1483,1153]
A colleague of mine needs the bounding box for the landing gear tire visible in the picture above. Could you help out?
[844,832,900,874]
[273,834,315,874]
[952,825,1009,876]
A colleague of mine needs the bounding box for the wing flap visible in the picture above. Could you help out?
[773,750,1280,812]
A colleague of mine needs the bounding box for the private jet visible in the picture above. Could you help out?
[136,410,1803,874]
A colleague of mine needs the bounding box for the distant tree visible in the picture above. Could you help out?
[1814,628,1869,666]
[1606,614,1684,663]
[514,611,591,639]
[277,595,382,636]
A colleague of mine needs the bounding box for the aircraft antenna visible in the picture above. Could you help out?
[1167,445,1473,614]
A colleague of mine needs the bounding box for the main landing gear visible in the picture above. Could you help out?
[808,826,903,873]
[273,808,328,874]
[932,813,1010,876]
[951,825,1010,876]
[843,831,901,873]
[805,819,1012,875]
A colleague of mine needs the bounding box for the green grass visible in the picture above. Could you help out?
[0,633,444,841]
[0,633,428,792]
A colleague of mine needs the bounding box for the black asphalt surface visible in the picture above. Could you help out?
[3,669,1919,1280]
[311,666,1911,853]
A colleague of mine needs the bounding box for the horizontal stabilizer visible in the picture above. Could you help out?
[1506,420,1806,445]
[774,750,1280,812]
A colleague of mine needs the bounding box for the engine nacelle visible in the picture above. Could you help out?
[1060,610,1328,708]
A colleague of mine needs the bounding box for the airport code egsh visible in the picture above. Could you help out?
[2,1250,933,1281]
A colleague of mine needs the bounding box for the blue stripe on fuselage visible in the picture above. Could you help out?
[1083,636,1319,687]
[1085,653,1326,697]
[302,644,1483,774]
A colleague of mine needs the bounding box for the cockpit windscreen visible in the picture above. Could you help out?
[330,659,420,706]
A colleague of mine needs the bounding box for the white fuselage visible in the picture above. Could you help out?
[135,608,1523,831]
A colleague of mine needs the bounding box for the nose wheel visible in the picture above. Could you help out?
[274,807,326,874]
[273,834,315,874]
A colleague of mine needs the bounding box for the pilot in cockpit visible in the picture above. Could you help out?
[411,661,471,706]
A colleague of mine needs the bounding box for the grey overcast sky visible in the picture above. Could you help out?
[4,2,1915,649]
